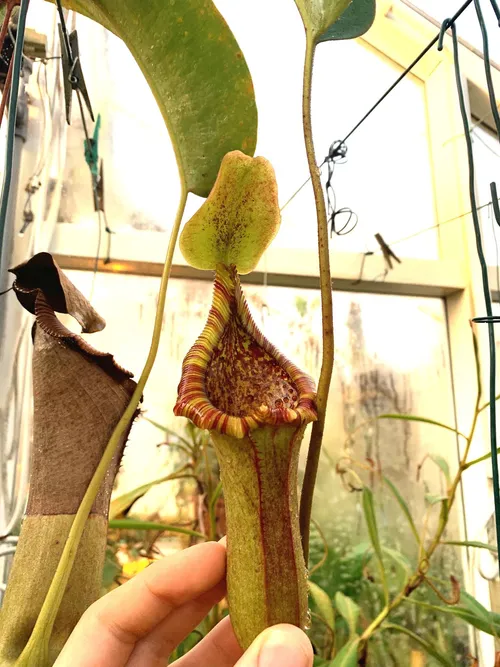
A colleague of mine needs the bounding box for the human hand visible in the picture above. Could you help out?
[55,540,313,666]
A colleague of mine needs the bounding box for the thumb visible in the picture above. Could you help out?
[235,624,313,667]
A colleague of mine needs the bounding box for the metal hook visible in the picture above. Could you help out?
[438,18,453,51]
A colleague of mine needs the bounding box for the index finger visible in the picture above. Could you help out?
[55,541,227,667]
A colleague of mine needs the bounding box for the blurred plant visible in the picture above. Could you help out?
[305,332,499,665]
[103,418,224,591]
[102,418,227,660]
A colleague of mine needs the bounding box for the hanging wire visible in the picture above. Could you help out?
[474,0,500,136]
[442,15,500,563]
[489,0,500,24]
[0,0,29,276]
[281,0,475,213]
[20,59,51,235]
[324,140,358,236]
[489,203,500,296]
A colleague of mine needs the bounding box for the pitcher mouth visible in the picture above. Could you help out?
[174,263,317,439]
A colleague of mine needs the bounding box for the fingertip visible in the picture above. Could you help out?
[259,624,313,664]
[237,624,313,667]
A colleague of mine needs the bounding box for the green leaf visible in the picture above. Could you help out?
[383,476,420,544]
[429,454,451,484]
[180,151,280,274]
[376,413,467,439]
[330,637,360,666]
[362,487,389,602]
[143,417,194,450]
[294,0,352,40]
[314,658,330,667]
[109,518,205,539]
[383,624,454,667]
[334,592,360,637]
[209,480,223,514]
[174,630,204,658]
[109,469,191,520]
[425,494,449,506]
[317,0,376,42]
[58,0,257,197]
[463,446,500,469]
[309,581,335,631]
[442,540,498,553]
[102,553,121,588]
[460,591,499,635]
[407,595,500,637]
[362,488,383,563]
[381,546,411,587]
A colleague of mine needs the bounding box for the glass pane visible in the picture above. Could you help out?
[278,40,437,260]
[66,270,468,661]
[56,9,437,264]
[472,125,500,269]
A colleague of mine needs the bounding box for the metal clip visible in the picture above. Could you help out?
[374,233,401,271]
[57,8,93,124]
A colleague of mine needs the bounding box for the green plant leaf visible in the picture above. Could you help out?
[460,591,499,634]
[309,581,335,630]
[442,540,497,553]
[376,413,467,439]
[362,488,383,562]
[180,151,280,274]
[314,658,331,667]
[144,417,194,450]
[294,0,352,41]
[383,624,453,667]
[429,454,451,484]
[383,476,420,544]
[463,446,500,469]
[317,0,376,42]
[173,630,204,658]
[102,553,121,588]
[362,487,389,602]
[209,480,223,514]
[381,546,412,587]
[334,591,360,637]
[58,0,257,196]
[407,595,500,637]
[425,494,449,506]
[109,518,205,539]
[330,637,360,666]
[109,469,192,520]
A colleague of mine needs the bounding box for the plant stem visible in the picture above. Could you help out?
[360,352,484,646]
[463,447,500,469]
[299,31,335,564]
[15,187,189,667]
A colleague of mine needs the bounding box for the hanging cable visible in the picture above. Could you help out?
[324,140,358,236]
[443,15,500,563]
[474,0,500,137]
[281,0,475,212]
[343,0,474,144]
[0,0,29,277]
[489,0,500,24]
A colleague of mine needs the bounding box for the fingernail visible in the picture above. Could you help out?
[258,630,310,667]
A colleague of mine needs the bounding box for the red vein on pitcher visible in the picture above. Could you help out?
[174,263,317,438]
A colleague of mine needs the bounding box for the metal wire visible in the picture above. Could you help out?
[0,0,29,272]
[444,15,500,564]
[281,0,475,212]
